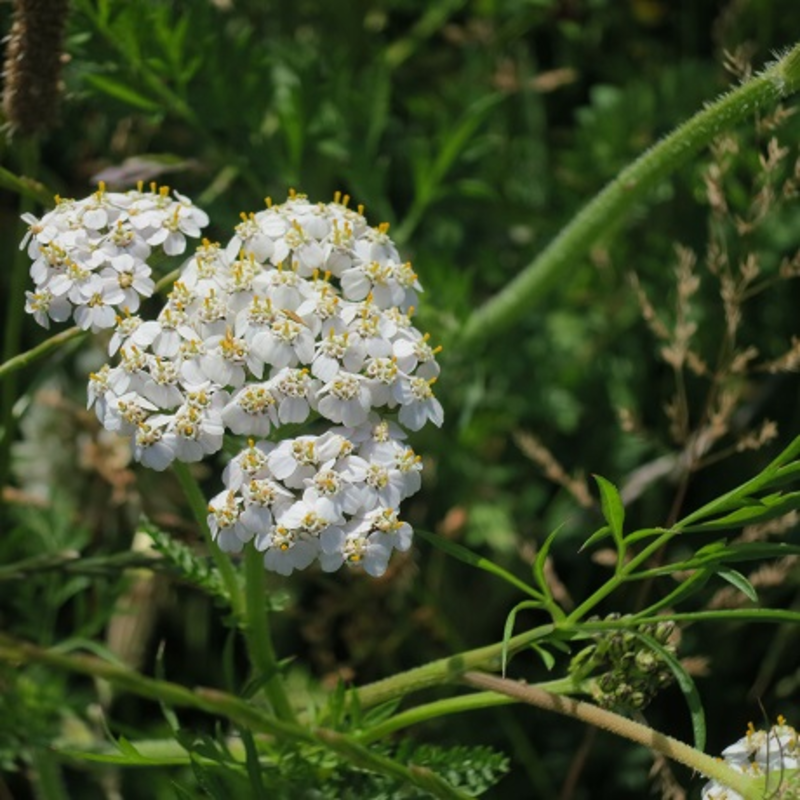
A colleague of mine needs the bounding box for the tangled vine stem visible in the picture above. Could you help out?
[460,40,800,347]
[462,671,761,800]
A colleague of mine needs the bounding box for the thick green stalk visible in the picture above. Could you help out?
[0,634,468,800]
[460,42,800,346]
[171,461,245,621]
[353,623,554,709]
[243,546,295,722]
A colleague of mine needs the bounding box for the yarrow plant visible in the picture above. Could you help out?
[702,719,800,799]
[21,185,443,577]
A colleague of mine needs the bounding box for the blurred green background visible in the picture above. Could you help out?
[3,1,800,797]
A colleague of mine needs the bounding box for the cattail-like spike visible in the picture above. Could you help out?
[2,0,70,137]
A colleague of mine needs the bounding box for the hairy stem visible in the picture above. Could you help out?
[460,41,800,346]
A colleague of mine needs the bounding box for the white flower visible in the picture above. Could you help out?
[25,188,444,579]
[207,490,251,553]
[271,367,318,424]
[256,523,320,576]
[221,383,280,437]
[318,519,392,577]
[701,719,800,800]
[317,371,372,427]
[24,289,71,328]
[223,439,274,490]
[396,376,444,430]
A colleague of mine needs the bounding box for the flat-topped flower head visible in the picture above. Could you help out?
[24,188,443,578]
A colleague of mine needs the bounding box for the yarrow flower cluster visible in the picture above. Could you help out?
[23,188,443,578]
[702,718,800,799]
[22,182,209,331]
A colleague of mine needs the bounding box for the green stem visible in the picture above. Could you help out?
[171,461,245,621]
[356,675,580,745]
[460,41,800,346]
[462,671,761,799]
[0,327,85,383]
[0,139,40,492]
[243,546,295,722]
[353,623,554,710]
[0,634,467,800]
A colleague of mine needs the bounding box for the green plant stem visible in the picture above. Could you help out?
[171,461,244,621]
[0,634,468,800]
[243,546,295,722]
[356,692,515,745]
[462,671,761,799]
[353,623,555,710]
[459,41,800,347]
[0,269,180,384]
[356,674,580,745]
[0,140,40,492]
[0,327,85,383]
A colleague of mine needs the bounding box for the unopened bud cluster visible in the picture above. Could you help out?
[702,718,800,800]
[22,188,443,577]
[569,615,675,712]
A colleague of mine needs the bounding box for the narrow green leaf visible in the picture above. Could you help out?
[415,528,542,600]
[593,475,625,547]
[117,737,143,758]
[83,74,162,112]
[578,524,611,553]
[635,633,706,752]
[502,600,546,676]
[530,643,556,671]
[717,568,758,603]
[533,526,563,601]
[680,491,800,532]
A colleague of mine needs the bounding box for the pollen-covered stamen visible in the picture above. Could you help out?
[229,253,258,292]
[271,314,304,343]
[208,491,240,528]
[366,463,390,489]
[414,333,443,361]
[238,385,277,415]
[299,511,328,534]
[246,295,277,326]
[330,218,354,247]
[365,356,398,383]
[329,373,361,400]
[314,469,342,496]
[120,344,148,374]
[239,440,268,474]
[284,220,309,249]
[272,525,295,551]
[185,387,211,408]
[318,330,350,358]
[372,420,391,442]
[292,439,317,466]
[278,368,311,398]
[247,479,278,506]
[394,261,418,288]
[117,398,150,426]
[175,408,202,439]
[219,327,248,364]
[135,421,163,447]
[151,356,179,386]
[343,536,368,565]
[365,260,392,285]
[373,507,403,533]
[198,289,227,323]
[395,447,422,473]
[409,375,437,400]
